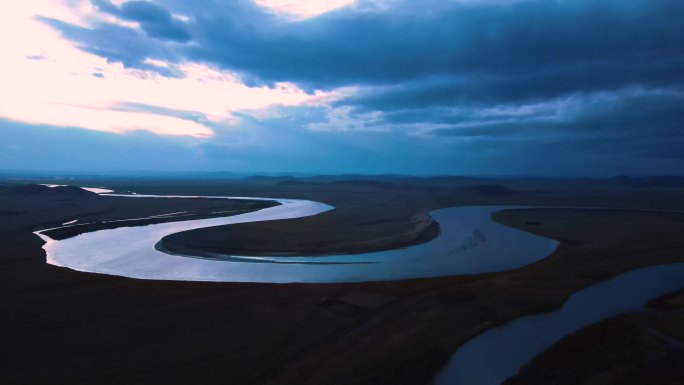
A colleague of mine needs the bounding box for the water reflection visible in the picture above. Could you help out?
[36,196,558,283]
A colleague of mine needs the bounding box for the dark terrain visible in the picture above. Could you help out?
[504,289,684,385]
[2,175,684,385]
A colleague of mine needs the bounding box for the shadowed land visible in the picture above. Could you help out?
[3,176,684,385]
[127,175,684,258]
[503,289,684,385]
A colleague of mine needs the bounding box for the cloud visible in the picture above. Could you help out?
[428,87,684,162]
[43,0,684,90]
[0,2,333,137]
[254,0,356,20]
[2,0,683,176]
[38,16,181,74]
[0,119,204,173]
[25,54,47,61]
[94,0,191,42]
[39,1,684,146]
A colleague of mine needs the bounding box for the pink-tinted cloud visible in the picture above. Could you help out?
[254,0,356,19]
[0,0,339,137]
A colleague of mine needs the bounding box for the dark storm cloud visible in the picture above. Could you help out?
[174,0,684,92]
[41,0,684,145]
[39,16,181,76]
[337,60,684,112]
[430,89,684,160]
[93,0,191,42]
[44,0,684,91]
[30,0,684,175]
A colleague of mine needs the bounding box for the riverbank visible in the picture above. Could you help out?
[71,175,684,258]
[504,289,684,385]
[159,210,440,256]
[434,262,684,385]
[41,204,557,282]
[257,208,684,385]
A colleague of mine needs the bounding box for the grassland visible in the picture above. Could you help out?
[2,176,684,385]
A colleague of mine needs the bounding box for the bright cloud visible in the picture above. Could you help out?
[254,0,356,19]
[0,0,335,137]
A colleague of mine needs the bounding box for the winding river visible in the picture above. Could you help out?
[33,190,684,384]
[35,193,558,283]
[435,262,684,385]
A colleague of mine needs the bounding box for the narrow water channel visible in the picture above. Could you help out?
[434,262,684,385]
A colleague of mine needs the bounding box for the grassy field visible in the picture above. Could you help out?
[2,176,684,385]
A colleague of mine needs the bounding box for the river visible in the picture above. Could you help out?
[434,262,684,385]
[34,193,558,283]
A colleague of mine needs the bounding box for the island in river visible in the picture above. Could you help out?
[2,175,684,385]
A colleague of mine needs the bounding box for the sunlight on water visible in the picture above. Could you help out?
[35,194,558,283]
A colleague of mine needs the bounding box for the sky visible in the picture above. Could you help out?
[1,0,683,176]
